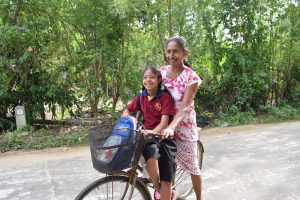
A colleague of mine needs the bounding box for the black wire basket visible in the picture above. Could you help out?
[88,124,137,173]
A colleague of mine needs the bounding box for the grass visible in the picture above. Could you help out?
[1,105,300,153]
[0,125,88,153]
[258,105,300,123]
[209,105,300,128]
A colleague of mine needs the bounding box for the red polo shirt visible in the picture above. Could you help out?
[127,89,176,130]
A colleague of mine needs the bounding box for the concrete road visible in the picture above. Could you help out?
[0,121,300,200]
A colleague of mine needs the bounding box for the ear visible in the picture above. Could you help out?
[158,76,162,84]
[184,50,189,57]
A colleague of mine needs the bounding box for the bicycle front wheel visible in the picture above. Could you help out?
[75,175,151,200]
[174,140,204,199]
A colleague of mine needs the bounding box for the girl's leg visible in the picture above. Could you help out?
[191,174,202,200]
[146,157,160,191]
[160,181,172,200]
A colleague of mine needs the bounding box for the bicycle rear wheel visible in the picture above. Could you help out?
[174,140,204,199]
[75,175,151,200]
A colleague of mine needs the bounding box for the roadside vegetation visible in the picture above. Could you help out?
[1,0,299,152]
[211,105,300,127]
[1,105,299,153]
[0,125,88,153]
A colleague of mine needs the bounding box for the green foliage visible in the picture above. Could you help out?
[259,105,300,123]
[0,126,88,152]
[0,0,75,125]
[0,0,299,131]
[0,118,15,134]
[209,105,300,127]
[214,106,256,127]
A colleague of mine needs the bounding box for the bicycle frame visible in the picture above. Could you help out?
[105,131,149,199]
[107,169,148,200]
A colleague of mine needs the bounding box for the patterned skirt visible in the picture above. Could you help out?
[175,139,201,175]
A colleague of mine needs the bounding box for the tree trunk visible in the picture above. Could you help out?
[283,38,293,101]
[166,0,173,37]
[178,8,187,36]
[112,87,120,112]
[156,11,167,62]
[11,0,22,26]
[92,100,99,126]
[90,58,102,126]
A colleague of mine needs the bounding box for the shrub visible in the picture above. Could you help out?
[0,126,88,152]
[261,105,300,122]
[213,105,256,127]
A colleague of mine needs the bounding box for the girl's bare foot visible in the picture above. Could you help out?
[152,181,161,192]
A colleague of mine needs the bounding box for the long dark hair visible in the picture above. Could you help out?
[165,36,193,69]
[141,67,162,90]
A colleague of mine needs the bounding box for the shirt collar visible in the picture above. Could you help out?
[141,89,163,98]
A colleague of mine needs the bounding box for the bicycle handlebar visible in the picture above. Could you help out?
[139,129,174,139]
[115,128,172,139]
[142,132,163,139]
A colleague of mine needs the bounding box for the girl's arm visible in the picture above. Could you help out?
[135,110,142,121]
[162,82,199,138]
[152,115,170,134]
[122,95,140,117]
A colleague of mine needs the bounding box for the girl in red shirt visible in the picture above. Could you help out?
[122,67,176,200]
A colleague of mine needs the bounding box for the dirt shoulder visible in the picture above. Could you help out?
[1,121,299,170]
[0,146,90,169]
[200,120,299,136]
[201,123,272,136]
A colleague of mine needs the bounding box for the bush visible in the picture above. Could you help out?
[0,125,88,152]
[0,118,15,134]
[213,105,256,127]
[260,105,300,122]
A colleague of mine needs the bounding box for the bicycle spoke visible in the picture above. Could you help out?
[77,176,149,200]
[174,168,191,188]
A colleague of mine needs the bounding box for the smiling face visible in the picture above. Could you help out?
[165,40,188,67]
[143,68,161,92]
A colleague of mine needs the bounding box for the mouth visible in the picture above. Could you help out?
[169,58,176,63]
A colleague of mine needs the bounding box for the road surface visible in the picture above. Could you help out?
[0,121,300,200]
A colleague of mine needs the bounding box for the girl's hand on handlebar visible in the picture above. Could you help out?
[142,129,154,139]
[161,128,174,140]
[139,128,161,139]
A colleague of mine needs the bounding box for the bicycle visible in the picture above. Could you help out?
[75,124,204,200]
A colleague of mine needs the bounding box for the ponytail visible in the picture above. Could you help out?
[184,59,193,70]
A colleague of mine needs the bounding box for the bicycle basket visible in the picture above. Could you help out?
[88,122,137,173]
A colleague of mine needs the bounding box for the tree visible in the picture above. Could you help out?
[0,0,75,123]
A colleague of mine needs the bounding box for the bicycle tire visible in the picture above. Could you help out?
[175,140,204,199]
[75,175,152,200]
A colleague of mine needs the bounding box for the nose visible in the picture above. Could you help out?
[168,52,175,58]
